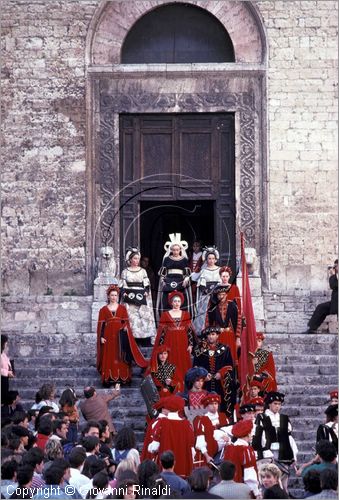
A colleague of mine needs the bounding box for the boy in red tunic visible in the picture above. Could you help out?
[193,393,230,466]
[141,397,170,462]
[148,395,195,478]
[253,332,277,392]
[222,419,260,498]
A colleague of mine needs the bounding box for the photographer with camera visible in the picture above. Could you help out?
[305,259,338,334]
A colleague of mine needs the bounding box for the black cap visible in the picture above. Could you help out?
[265,391,285,404]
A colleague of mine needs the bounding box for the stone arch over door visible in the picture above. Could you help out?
[85,1,268,290]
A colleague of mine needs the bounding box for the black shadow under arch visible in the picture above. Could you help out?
[121,3,235,64]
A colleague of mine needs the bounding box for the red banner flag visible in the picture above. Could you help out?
[239,232,257,386]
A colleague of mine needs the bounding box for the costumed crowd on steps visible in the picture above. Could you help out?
[1,234,338,499]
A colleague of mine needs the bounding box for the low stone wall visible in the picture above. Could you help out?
[1,296,93,357]
[1,292,336,358]
[263,290,337,333]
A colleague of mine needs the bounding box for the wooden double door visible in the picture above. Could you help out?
[119,113,235,276]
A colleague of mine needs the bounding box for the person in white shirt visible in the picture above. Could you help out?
[252,391,298,493]
[68,446,92,499]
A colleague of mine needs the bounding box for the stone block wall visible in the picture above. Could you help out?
[1,0,99,296]
[1,296,94,357]
[257,0,338,292]
[1,1,338,330]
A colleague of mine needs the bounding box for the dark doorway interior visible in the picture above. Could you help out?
[140,200,215,280]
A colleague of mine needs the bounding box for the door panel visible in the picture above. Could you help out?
[119,113,235,268]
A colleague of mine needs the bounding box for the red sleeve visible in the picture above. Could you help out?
[193,415,207,435]
[185,420,196,447]
[242,446,257,469]
[152,418,164,442]
[262,352,277,391]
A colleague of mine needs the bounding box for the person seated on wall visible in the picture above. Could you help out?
[305,259,338,334]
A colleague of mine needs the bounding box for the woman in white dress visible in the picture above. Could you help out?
[120,247,156,345]
[193,246,221,336]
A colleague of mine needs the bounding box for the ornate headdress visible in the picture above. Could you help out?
[125,247,141,264]
[256,332,265,341]
[163,233,188,259]
[168,291,185,305]
[106,284,120,296]
[202,246,219,262]
[219,266,233,277]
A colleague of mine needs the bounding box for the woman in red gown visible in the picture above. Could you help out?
[96,285,148,386]
[151,291,195,388]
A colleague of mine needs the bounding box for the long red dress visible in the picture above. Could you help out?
[151,310,194,387]
[96,304,147,383]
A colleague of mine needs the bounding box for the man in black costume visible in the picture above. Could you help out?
[252,391,298,493]
[193,326,236,419]
[305,259,338,333]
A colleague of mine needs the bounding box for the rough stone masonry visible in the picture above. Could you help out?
[1,1,337,335]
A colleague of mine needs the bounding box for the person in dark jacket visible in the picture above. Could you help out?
[316,405,338,448]
[259,463,289,499]
[182,468,222,499]
[306,259,338,333]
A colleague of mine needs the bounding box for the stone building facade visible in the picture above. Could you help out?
[2,0,338,342]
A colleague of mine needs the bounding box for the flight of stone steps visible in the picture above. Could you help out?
[10,333,338,499]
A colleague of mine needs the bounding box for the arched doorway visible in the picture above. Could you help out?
[86,1,268,287]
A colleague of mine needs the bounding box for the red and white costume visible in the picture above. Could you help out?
[148,396,195,478]
[193,393,229,467]
[222,419,259,497]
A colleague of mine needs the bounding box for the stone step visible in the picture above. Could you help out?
[264,334,337,345]
[278,405,324,417]
[273,354,337,364]
[277,373,335,384]
[281,394,332,406]
[277,364,335,375]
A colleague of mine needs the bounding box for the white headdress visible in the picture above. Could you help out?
[202,246,219,262]
[125,246,141,264]
[163,233,188,259]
